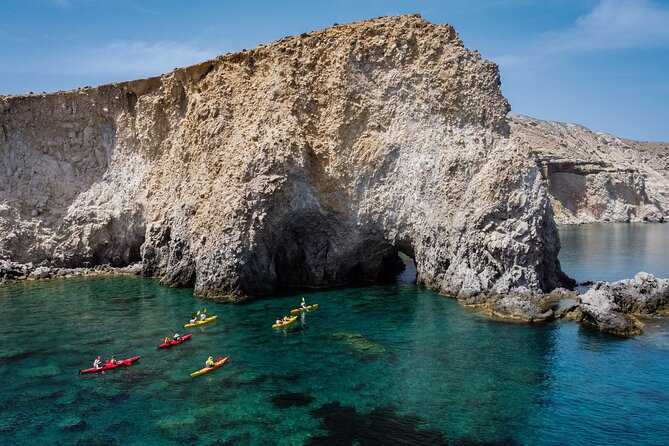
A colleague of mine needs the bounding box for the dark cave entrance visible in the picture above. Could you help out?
[378,238,417,285]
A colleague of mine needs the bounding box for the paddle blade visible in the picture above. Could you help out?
[196,310,200,316]
[217,357,223,361]
[204,308,207,314]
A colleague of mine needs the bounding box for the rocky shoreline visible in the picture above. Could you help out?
[3,257,666,337]
[562,272,669,336]
[462,272,669,336]
[1,16,667,337]
[0,259,142,284]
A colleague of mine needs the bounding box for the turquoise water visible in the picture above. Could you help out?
[0,224,668,445]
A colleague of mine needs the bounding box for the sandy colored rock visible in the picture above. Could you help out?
[510,115,669,224]
[1,15,572,301]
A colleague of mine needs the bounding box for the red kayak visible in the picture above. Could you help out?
[79,356,141,374]
[157,334,193,349]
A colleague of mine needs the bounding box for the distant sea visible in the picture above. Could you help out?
[559,223,669,283]
[0,223,667,445]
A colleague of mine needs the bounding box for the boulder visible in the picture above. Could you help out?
[579,288,643,336]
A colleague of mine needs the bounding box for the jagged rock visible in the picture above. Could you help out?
[574,273,669,335]
[488,292,555,322]
[510,115,669,224]
[594,272,669,314]
[0,15,572,301]
[29,266,52,279]
[579,288,643,336]
[0,261,143,284]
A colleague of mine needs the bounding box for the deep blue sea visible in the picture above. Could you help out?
[0,224,668,445]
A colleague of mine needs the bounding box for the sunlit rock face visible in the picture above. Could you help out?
[510,115,669,224]
[0,15,571,301]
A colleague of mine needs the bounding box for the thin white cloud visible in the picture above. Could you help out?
[57,40,218,78]
[490,0,669,69]
[542,0,669,53]
[491,53,537,70]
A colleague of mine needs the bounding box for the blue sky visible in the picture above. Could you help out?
[1,0,668,141]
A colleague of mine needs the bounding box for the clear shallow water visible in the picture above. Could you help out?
[0,224,667,445]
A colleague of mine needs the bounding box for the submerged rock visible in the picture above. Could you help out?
[307,402,450,445]
[332,332,387,356]
[270,392,316,409]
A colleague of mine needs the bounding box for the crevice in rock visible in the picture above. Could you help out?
[126,91,137,114]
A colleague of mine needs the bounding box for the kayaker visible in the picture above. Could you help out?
[276,317,282,325]
[110,355,121,365]
[189,315,197,324]
[283,315,291,322]
[205,356,215,368]
[200,312,207,321]
[173,333,180,341]
[93,356,102,369]
[300,298,307,309]
[164,336,171,344]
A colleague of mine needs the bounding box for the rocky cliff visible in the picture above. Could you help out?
[1,15,571,301]
[510,115,669,224]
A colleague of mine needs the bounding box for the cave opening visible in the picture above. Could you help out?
[394,250,417,284]
[394,251,417,284]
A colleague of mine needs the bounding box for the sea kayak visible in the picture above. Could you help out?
[157,333,193,349]
[183,315,218,328]
[79,356,141,374]
[190,356,230,377]
[290,304,319,314]
[272,316,298,328]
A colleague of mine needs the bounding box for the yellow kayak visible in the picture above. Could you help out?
[290,304,319,314]
[272,316,298,329]
[190,356,230,378]
[183,315,218,328]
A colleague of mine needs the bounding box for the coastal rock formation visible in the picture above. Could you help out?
[0,260,142,283]
[510,115,669,224]
[562,273,669,335]
[1,15,570,301]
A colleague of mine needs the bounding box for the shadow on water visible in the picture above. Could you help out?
[306,402,517,446]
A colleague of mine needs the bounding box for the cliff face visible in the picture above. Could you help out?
[510,115,669,224]
[0,15,569,300]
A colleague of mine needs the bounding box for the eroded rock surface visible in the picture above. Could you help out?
[0,15,571,301]
[563,273,669,336]
[511,115,669,224]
